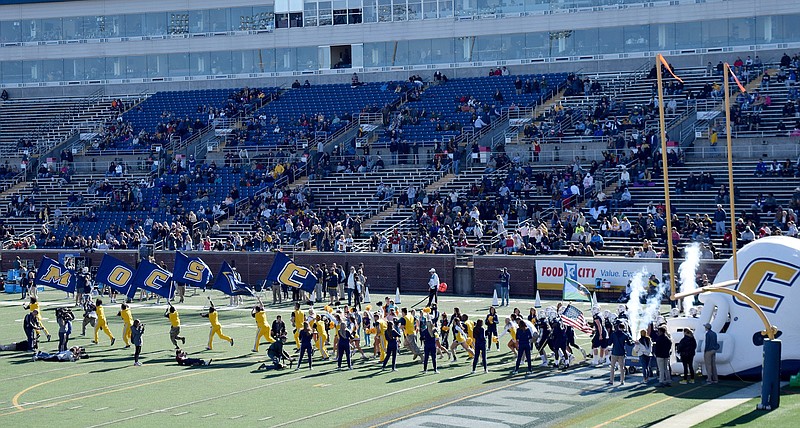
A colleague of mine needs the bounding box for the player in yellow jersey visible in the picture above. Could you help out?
[400,308,421,359]
[93,299,115,346]
[251,298,274,352]
[312,315,329,359]
[291,302,304,350]
[461,314,475,349]
[202,298,234,350]
[117,303,133,348]
[164,304,185,349]
[373,312,388,361]
[23,297,51,342]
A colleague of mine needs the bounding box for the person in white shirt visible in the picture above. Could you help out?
[619,167,630,187]
[426,268,440,307]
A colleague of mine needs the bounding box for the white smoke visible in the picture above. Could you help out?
[627,270,647,334]
[644,278,669,329]
[678,243,702,314]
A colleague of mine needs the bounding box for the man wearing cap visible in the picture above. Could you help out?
[499,267,510,307]
[713,205,726,237]
[427,268,439,307]
[703,323,719,384]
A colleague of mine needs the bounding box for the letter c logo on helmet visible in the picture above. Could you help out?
[735,258,800,314]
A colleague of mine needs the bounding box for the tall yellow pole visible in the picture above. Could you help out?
[723,63,739,280]
[656,55,677,300]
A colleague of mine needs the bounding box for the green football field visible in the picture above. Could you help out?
[0,289,759,427]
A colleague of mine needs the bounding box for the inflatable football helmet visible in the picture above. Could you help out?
[668,236,800,376]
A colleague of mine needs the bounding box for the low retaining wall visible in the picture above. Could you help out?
[1,250,725,301]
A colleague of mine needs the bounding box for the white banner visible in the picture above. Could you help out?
[535,259,662,291]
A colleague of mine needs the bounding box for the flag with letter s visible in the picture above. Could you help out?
[173,251,213,288]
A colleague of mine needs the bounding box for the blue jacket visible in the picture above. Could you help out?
[609,330,632,356]
[517,328,533,350]
[131,325,145,346]
[704,329,719,352]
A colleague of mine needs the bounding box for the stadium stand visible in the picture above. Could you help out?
[85,87,277,154]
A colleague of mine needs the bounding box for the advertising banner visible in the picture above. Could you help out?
[536,259,662,291]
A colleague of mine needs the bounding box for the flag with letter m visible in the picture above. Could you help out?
[266,252,317,293]
[213,261,255,296]
[34,256,76,293]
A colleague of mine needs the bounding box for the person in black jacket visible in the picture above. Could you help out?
[472,319,488,374]
[512,319,533,375]
[336,315,353,370]
[420,318,439,374]
[294,322,314,371]
[381,320,402,371]
[272,315,286,339]
[677,329,697,384]
[24,310,42,351]
[653,325,673,387]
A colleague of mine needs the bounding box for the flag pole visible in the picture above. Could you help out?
[656,54,677,301]
[723,63,739,280]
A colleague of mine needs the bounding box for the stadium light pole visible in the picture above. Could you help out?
[723,62,739,280]
[655,54,677,301]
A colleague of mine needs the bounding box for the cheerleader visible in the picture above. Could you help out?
[527,308,537,322]
[361,308,372,348]
[448,318,474,361]
[485,306,500,351]
[348,315,368,359]
[439,311,450,350]
[499,315,518,356]
[461,314,475,350]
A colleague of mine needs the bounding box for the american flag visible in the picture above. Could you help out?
[560,304,593,335]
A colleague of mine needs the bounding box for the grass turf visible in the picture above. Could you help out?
[694,386,800,428]
[0,289,751,427]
